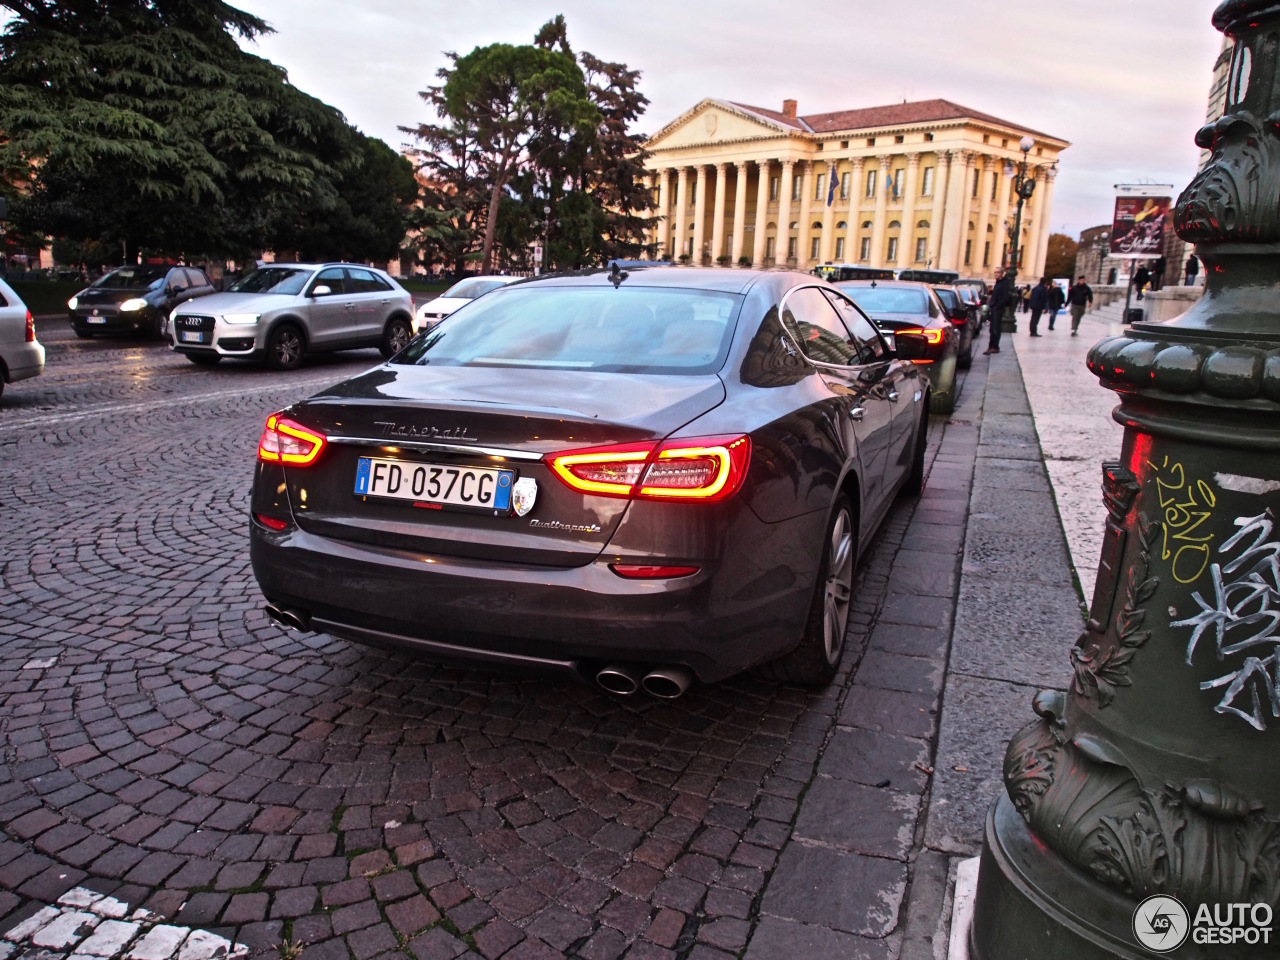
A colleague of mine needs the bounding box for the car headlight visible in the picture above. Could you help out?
[120,298,148,312]
[222,313,261,325]
[68,296,79,311]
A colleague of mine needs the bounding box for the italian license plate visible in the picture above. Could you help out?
[355,457,514,512]
[180,331,204,343]
[87,317,106,325]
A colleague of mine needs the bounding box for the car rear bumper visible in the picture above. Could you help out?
[249,519,814,683]
[4,340,45,382]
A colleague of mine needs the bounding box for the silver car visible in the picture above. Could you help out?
[170,263,415,370]
[0,277,44,398]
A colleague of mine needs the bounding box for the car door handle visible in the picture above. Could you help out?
[849,406,866,422]
[886,390,899,403]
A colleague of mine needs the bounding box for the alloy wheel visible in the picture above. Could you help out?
[388,322,411,354]
[275,331,301,367]
[823,507,854,661]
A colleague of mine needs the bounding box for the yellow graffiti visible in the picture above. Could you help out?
[1147,456,1217,584]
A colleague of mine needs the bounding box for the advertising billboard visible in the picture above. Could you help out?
[1109,195,1171,258]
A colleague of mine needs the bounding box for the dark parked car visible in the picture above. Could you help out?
[68,264,216,339]
[932,285,978,368]
[836,280,960,414]
[250,269,929,695]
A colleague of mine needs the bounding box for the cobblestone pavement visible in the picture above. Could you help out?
[1,322,977,960]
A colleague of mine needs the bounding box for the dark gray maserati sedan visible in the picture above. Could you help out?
[250,268,928,697]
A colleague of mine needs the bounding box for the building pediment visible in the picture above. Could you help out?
[644,99,801,152]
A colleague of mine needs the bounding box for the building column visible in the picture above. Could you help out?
[673,168,689,259]
[777,160,795,266]
[1032,174,1057,277]
[939,150,969,270]
[1022,188,1044,278]
[654,170,670,257]
[994,161,1012,268]
[955,151,977,270]
[846,157,864,260]
[731,161,749,266]
[796,161,814,269]
[927,151,951,266]
[752,160,771,267]
[899,153,921,264]
[710,163,728,265]
[869,156,891,268]
[692,166,708,264]
[974,156,995,271]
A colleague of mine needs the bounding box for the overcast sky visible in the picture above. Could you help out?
[236,0,1225,239]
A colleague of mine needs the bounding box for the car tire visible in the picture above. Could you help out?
[956,326,974,368]
[902,402,929,496]
[266,324,305,371]
[153,313,168,340]
[380,317,412,359]
[929,356,957,415]
[759,494,856,687]
[187,353,221,366]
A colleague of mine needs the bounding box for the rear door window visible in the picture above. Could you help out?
[822,290,888,363]
[779,286,860,366]
[347,268,392,293]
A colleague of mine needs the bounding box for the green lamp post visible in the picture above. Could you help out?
[971,2,1280,957]
[1001,138,1058,333]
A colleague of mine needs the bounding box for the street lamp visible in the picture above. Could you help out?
[1000,136,1058,332]
[537,204,551,276]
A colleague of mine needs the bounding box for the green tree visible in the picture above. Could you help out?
[1044,233,1079,280]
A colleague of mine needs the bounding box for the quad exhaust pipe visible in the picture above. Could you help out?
[595,663,695,699]
[264,603,311,632]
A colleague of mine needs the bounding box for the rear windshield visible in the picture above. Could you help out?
[92,266,168,289]
[838,285,928,315]
[441,278,508,300]
[393,285,742,375]
[229,267,311,296]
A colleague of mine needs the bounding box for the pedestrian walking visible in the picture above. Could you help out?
[1133,264,1151,300]
[1151,256,1166,291]
[1028,277,1051,337]
[1067,275,1093,335]
[1185,254,1200,286]
[1049,281,1065,330]
[984,269,1013,355]
[1019,285,1032,314]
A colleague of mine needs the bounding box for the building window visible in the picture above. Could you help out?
[887,237,899,261]
[921,166,934,196]
[916,237,927,261]
[982,134,990,144]
[840,140,849,148]
[983,241,991,266]
[814,173,825,201]
[964,239,972,265]
[765,236,776,260]
[816,142,824,151]
[791,176,802,202]
[991,172,999,201]
[866,137,876,147]
[924,132,934,141]
[972,169,980,199]
[810,236,820,259]
[787,236,798,260]
[865,170,876,198]
[895,135,904,144]
[860,237,871,260]
[835,237,845,259]
[861,220,873,230]
[689,181,696,205]
[892,169,903,199]
[770,176,780,201]
[840,172,850,200]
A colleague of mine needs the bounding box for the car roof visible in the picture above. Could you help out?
[511,266,785,295]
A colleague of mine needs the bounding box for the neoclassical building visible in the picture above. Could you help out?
[641,98,1069,278]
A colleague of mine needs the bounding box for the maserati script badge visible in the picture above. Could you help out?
[512,477,538,517]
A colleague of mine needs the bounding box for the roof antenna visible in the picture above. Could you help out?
[608,261,628,288]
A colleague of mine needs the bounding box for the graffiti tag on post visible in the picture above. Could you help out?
[1149,456,1217,584]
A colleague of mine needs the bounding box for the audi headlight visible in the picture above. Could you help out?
[119,298,148,312]
[222,313,261,325]
[67,296,79,311]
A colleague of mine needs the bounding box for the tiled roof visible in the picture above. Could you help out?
[732,98,1062,142]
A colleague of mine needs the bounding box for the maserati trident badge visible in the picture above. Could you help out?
[511,477,538,517]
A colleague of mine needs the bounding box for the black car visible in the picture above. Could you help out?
[69,264,216,339]
[250,269,929,695]
[836,280,961,414]
[933,285,978,368]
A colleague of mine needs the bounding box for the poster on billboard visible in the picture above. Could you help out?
[1109,195,1171,258]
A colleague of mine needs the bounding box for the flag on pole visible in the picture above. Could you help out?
[826,161,837,207]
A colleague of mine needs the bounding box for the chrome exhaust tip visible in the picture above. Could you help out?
[264,603,310,632]
[641,665,695,700]
[595,663,641,696]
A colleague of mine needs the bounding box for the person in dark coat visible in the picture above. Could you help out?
[1048,281,1066,330]
[1133,264,1151,300]
[984,269,1013,355]
[1028,277,1051,337]
[1151,256,1166,291]
[1185,254,1200,286]
[1067,275,1094,335]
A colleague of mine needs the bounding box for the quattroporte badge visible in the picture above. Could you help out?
[512,477,538,517]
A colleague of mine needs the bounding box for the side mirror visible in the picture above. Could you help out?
[310,285,331,297]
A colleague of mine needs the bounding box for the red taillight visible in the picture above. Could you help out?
[257,413,326,466]
[254,512,290,531]
[610,564,700,579]
[896,327,946,345]
[24,310,34,343]
[546,434,751,503]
